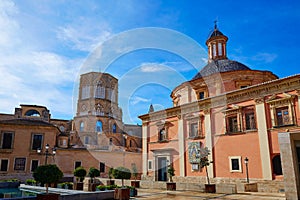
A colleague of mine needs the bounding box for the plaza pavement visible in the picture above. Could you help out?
[132,188,286,200]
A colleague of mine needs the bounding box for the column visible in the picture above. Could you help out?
[255,98,272,180]
[204,109,214,178]
[178,116,185,177]
[142,123,148,176]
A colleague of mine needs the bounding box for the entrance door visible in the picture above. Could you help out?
[296,147,300,177]
[157,157,167,181]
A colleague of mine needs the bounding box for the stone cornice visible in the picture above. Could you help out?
[138,74,300,122]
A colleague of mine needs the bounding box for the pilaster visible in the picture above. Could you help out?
[142,122,148,176]
[255,98,272,180]
[204,109,214,178]
[178,116,185,177]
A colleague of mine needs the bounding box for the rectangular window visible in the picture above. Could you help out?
[14,158,26,171]
[32,134,43,150]
[148,160,152,170]
[212,43,217,57]
[0,159,8,171]
[218,43,222,56]
[189,123,198,138]
[74,161,81,170]
[31,160,39,172]
[276,107,290,126]
[81,86,90,99]
[159,128,167,141]
[1,132,13,149]
[245,112,256,130]
[84,136,89,144]
[229,156,242,172]
[228,116,238,133]
[192,164,199,171]
[99,162,105,173]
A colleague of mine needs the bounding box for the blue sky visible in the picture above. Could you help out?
[0,0,299,124]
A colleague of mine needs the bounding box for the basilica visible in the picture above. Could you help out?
[139,24,300,190]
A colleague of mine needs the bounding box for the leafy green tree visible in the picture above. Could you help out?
[33,164,63,193]
[73,166,87,182]
[167,165,175,182]
[113,166,131,187]
[88,167,100,183]
[199,147,212,184]
[108,167,114,180]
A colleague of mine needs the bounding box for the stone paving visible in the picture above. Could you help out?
[132,189,286,200]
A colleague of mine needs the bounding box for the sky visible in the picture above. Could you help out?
[0,0,299,124]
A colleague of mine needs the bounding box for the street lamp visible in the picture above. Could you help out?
[244,157,249,183]
[37,144,56,165]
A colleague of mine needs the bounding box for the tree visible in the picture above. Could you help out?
[199,147,211,184]
[131,163,138,181]
[88,167,100,183]
[33,164,63,194]
[113,166,131,187]
[73,166,87,182]
[108,167,114,180]
[167,165,175,182]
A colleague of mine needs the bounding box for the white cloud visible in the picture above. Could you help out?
[252,52,277,63]
[140,63,169,72]
[130,96,151,105]
[56,19,112,52]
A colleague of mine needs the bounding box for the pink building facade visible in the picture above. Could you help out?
[139,25,300,183]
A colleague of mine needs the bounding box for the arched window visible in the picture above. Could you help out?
[25,110,40,117]
[109,138,113,145]
[80,122,84,132]
[96,121,103,132]
[94,82,105,99]
[112,124,117,133]
[272,155,283,175]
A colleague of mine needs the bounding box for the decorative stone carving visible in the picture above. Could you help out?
[254,98,264,104]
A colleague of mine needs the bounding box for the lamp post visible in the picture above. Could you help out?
[37,144,56,165]
[244,157,249,183]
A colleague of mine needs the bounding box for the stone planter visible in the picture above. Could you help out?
[205,184,216,193]
[74,182,84,190]
[244,183,258,192]
[88,183,100,191]
[166,182,176,191]
[131,180,140,188]
[114,188,130,200]
[37,193,60,200]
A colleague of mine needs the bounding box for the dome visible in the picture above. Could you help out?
[208,29,224,38]
[192,59,251,80]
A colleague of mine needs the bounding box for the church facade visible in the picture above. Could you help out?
[139,25,300,183]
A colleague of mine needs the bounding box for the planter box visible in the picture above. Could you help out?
[205,184,216,193]
[166,182,176,191]
[130,188,138,197]
[107,180,115,186]
[114,188,130,200]
[37,193,60,200]
[74,182,84,190]
[131,181,140,188]
[88,183,100,191]
[244,183,258,192]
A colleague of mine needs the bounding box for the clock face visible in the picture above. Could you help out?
[59,125,65,132]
